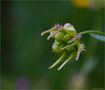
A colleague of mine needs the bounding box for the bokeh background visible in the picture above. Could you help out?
[1,0,105,89]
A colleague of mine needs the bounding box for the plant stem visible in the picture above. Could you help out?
[78,30,104,35]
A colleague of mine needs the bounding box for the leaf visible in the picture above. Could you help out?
[89,31,105,42]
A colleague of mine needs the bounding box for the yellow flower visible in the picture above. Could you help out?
[72,0,105,9]
[73,0,89,8]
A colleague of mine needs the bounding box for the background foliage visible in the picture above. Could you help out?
[1,0,104,89]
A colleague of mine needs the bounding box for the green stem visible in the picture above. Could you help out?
[78,30,104,35]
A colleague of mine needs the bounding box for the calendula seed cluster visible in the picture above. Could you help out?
[41,23,85,70]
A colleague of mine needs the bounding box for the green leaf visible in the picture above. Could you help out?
[89,32,105,42]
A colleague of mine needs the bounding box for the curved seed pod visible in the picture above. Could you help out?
[61,41,77,51]
[52,40,65,53]
[76,42,85,60]
[48,52,66,69]
[41,26,57,36]
[57,53,75,70]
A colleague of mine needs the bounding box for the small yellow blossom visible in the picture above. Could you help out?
[73,0,89,8]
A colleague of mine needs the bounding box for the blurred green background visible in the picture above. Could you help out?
[1,0,104,89]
